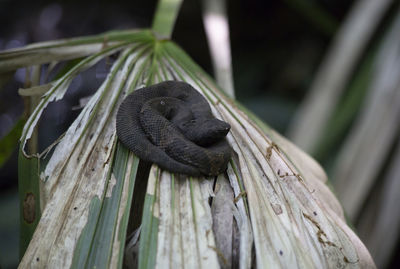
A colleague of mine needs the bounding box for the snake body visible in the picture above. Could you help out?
[116,81,231,176]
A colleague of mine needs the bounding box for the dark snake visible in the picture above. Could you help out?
[116,81,232,176]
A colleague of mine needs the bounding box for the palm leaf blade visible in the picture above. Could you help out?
[9,28,375,268]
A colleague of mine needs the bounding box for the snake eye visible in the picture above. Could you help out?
[160,101,165,106]
[190,119,196,123]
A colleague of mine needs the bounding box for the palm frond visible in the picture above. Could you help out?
[287,0,392,153]
[4,25,375,269]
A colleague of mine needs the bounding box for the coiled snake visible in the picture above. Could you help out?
[116,81,232,176]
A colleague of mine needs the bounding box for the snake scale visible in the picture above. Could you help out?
[116,81,232,176]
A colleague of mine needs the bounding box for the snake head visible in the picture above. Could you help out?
[182,118,231,146]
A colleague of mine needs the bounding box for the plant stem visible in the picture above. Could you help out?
[152,0,184,39]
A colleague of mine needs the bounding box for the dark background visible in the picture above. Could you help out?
[1,0,389,268]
